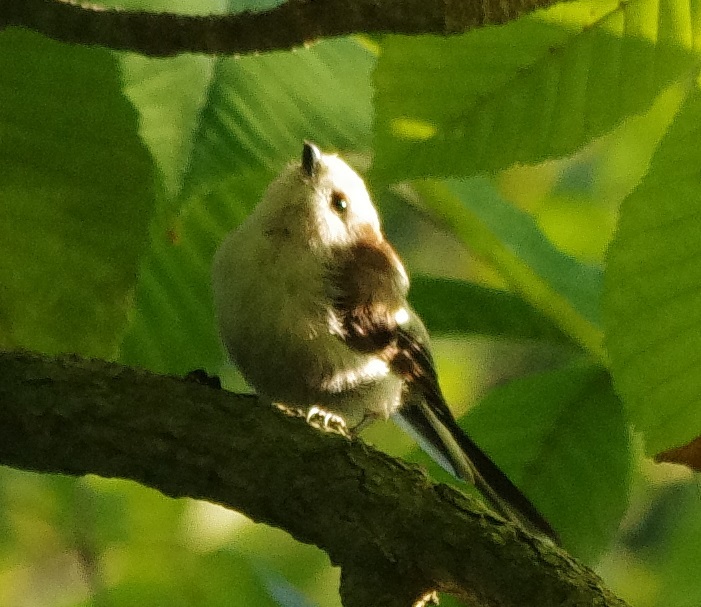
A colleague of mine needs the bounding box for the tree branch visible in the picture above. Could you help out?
[0,0,566,57]
[0,350,628,607]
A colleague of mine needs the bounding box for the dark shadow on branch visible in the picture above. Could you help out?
[1,0,567,56]
[0,350,629,607]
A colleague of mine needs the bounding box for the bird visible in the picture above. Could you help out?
[212,141,557,542]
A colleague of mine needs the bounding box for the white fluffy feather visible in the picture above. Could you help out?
[212,148,404,426]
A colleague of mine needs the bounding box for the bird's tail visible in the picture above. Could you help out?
[394,400,558,543]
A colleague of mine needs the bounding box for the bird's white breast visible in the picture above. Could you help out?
[212,222,403,426]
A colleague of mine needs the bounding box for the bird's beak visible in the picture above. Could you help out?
[302,141,322,178]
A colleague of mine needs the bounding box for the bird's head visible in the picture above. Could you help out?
[256,142,382,251]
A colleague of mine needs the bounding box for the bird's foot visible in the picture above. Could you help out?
[413,591,439,607]
[184,369,222,389]
[272,401,306,419]
[306,406,350,438]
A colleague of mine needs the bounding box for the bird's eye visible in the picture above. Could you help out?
[330,191,348,215]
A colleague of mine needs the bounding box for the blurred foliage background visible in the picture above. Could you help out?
[2,0,701,604]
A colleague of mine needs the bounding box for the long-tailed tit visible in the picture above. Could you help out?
[213,142,557,541]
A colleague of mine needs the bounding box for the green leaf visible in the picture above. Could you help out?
[118,0,280,200]
[0,29,156,358]
[118,175,256,374]
[179,39,373,200]
[410,276,572,343]
[604,79,701,456]
[119,39,374,373]
[120,54,216,198]
[372,0,700,181]
[78,478,282,607]
[465,363,631,561]
[98,0,228,12]
[412,178,604,356]
[95,550,280,607]
[646,484,701,607]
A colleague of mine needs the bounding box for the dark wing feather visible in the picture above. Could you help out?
[329,238,558,542]
[390,329,558,540]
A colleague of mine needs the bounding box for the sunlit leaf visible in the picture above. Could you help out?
[373,0,700,180]
[121,53,216,198]
[604,78,701,455]
[412,178,603,356]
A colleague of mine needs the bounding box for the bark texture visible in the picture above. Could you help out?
[0,351,630,607]
[1,0,568,56]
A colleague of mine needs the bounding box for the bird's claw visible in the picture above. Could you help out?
[306,406,350,437]
[413,591,439,607]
